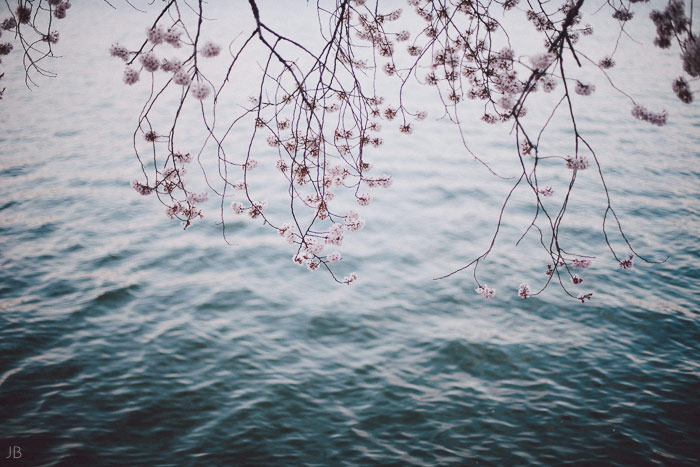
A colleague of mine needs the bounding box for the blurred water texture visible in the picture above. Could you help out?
[1,2,699,465]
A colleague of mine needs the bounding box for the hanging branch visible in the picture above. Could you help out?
[1,0,697,300]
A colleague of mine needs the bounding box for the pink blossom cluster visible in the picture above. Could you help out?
[575,81,596,96]
[599,56,615,69]
[189,83,211,101]
[326,252,342,263]
[15,5,31,24]
[619,254,634,269]
[172,152,192,164]
[187,192,208,204]
[343,273,358,284]
[538,186,554,197]
[230,202,246,215]
[345,211,365,232]
[529,52,555,71]
[44,31,60,44]
[164,29,182,47]
[161,58,183,73]
[1,18,16,31]
[277,223,296,244]
[303,237,324,256]
[139,52,160,73]
[52,1,72,20]
[131,180,153,196]
[540,76,557,93]
[248,201,267,219]
[357,193,371,206]
[166,201,203,221]
[565,156,589,171]
[672,77,693,104]
[476,284,496,299]
[123,67,139,85]
[326,224,345,245]
[572,259,592,268]
[364,176,392,188]
[631,105,667,126]
[199,41,221,57]
[0,42,12,56]
[144,131,157,143]
[682,36,700,77]
[109,44,129,61]
[518,283,531,298]
[146,26,171,46]
[230,200,268,218]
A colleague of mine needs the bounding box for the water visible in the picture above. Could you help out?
[1,2,699,465]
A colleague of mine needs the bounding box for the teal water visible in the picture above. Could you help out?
[1,3,699,465]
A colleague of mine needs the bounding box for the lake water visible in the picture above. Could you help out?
[1,2,699,465]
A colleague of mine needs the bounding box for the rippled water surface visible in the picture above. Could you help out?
[1,3,699,466]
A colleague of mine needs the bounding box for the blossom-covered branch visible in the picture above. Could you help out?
[1,0,696,300]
